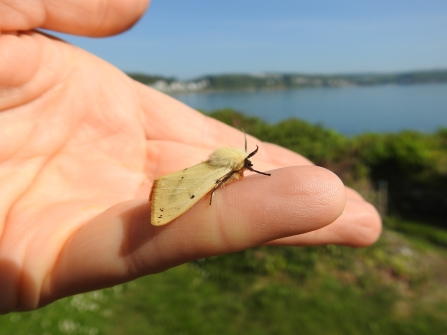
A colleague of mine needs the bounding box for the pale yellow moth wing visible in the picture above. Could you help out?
[150,162,232,226]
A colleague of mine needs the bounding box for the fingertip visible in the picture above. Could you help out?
[44,0,150,36]
[216,165,347,243]
[267,196,383,248]
[264,165,346,229]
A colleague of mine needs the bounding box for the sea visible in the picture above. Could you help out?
[174,83,447,136]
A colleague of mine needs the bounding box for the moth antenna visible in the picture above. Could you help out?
[247,166,271,176]
[246,145,259,159]
[244,130,247,153]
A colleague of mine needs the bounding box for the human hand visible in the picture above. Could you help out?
[0,0,381,313]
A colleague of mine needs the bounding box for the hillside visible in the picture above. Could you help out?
[129,69,447,93]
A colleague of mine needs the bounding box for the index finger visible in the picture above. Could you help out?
[39,165,344,309]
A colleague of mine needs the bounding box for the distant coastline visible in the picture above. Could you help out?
[128,69,447,93]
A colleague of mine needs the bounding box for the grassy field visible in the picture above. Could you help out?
[1,217,447,335]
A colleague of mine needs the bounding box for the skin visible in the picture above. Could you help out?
[0,0,381,313]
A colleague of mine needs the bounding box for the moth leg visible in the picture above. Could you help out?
[210,171,237,205]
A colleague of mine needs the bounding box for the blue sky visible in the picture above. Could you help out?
[58,0,447,80]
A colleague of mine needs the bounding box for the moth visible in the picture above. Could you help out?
[149,136,271,226]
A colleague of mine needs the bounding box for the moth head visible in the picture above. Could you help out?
[244,146,271,176]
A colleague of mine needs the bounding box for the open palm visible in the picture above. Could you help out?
[0,0,381,313]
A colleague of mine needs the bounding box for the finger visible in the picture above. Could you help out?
[1,0,149,35]
[263,142,314,166]
[345,187,366,201]
[139,85,312,166]
[266,195,382,247]
[41,166,345,308]
[146,140,305,179]
[140,85,257,149]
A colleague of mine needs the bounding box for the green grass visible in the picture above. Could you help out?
[384,216,447,248]
[2,218,447,334]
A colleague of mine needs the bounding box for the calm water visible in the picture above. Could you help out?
[174,83,447,135]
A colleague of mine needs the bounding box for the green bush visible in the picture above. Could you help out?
[208,109,447,224]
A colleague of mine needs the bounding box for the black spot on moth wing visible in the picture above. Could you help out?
[191,195,195,199]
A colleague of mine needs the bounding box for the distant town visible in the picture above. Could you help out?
[128,70,447,93]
